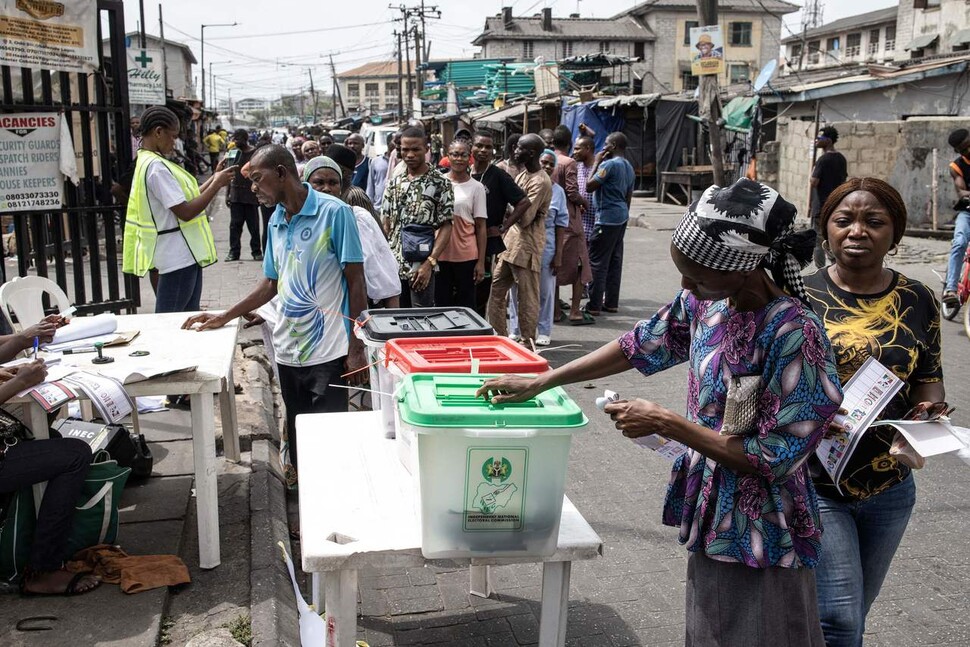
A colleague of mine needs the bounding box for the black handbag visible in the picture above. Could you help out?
[50,419,153,481]
[401,223,436,263]
[0,408,32,461]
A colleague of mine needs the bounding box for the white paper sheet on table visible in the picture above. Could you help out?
[45,313,117,347]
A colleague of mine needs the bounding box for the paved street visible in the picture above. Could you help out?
[202,197,970,647]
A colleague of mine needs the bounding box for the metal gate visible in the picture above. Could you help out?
[0,0,139,316]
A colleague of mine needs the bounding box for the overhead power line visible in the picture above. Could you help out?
[207,20,392,41]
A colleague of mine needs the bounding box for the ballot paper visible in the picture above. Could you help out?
[633,434,690,461]
[17,367,133,424]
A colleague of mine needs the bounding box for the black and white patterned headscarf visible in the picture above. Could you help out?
[671,178,816,305]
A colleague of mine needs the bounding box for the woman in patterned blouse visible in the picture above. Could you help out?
[479,179,844,647]
[805,178,945,647]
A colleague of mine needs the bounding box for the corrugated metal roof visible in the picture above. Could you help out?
[761,56,970,103]
[780,7,898,44]
[474,15,653,44]
[614,0,798,17]
[337,60,415,78]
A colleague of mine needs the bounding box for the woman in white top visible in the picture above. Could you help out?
[303,156,401,307]
[436,139,487,308]
[133,107,234,312]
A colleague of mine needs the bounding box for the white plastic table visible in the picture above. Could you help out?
[297,410,603,647]
[16,311,241,569]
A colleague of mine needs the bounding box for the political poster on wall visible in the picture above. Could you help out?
[127,47,165,105]
[690,25,724,77]
[0,112,63,211]
[0,0,99,73]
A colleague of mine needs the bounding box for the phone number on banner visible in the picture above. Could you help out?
[2,191,61,209]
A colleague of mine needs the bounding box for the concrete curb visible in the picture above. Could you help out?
[250,439,300,647]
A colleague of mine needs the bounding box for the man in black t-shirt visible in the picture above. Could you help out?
[470,131,532,313]
[811,126,848,267]
[225,129,263,262]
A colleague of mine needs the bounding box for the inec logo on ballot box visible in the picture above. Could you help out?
[465,448,527,531]
[482,456,512,483]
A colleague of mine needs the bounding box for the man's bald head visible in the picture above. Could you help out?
[514,133,545,171]
[250,144,298,177]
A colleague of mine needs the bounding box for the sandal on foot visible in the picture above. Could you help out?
[21,571,101,597]
[569,312,596,325]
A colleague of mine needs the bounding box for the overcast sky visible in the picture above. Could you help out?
[127,0,897,101]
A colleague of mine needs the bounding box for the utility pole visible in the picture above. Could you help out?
[139,0,146,48]
[413,24,422,95]
[308,69,318,124]
[695,0,726,186]
[158,4,169,97]
[403,21,412,117]
[392,3,440,118]
[329,54,346,119]
[395,29,404,122]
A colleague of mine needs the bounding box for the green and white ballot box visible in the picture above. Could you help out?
[396,373,587,558]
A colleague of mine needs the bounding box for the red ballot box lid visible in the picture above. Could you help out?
[385,336,549,374]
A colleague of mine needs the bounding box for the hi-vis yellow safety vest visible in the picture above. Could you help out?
[122,150,218,277]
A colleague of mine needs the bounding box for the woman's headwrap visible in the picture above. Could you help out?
[301,155,342,183]
[670,178,816,305]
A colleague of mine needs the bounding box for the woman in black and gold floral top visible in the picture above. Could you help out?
[804,177,945,647]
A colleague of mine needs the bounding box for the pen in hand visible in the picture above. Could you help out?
[33,336,38,360]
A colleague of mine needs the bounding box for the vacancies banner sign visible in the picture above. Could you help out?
[0,112,62,211]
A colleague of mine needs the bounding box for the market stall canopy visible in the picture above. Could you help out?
[472,101,543,127]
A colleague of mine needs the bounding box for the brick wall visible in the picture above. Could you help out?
[773,117,962,227]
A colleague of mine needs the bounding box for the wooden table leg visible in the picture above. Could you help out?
[219,378,241,462]
[191,392,221,569]
[538,561,571,647]
[324,568,358,646]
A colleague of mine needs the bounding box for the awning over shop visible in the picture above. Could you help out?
[953,28,970,46]
[471,101,542,126]
[905,33,939,50]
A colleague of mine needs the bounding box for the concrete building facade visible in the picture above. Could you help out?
[781,7,899,72]
[473,3,795,94]
[620,0,795,92]
[336,61,414,113]
[896,0,970,59]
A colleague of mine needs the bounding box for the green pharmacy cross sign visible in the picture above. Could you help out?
[134,50,153,68]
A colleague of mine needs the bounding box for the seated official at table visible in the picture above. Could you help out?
[0,315,98,596]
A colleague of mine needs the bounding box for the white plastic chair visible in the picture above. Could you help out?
[0,275,71,330]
